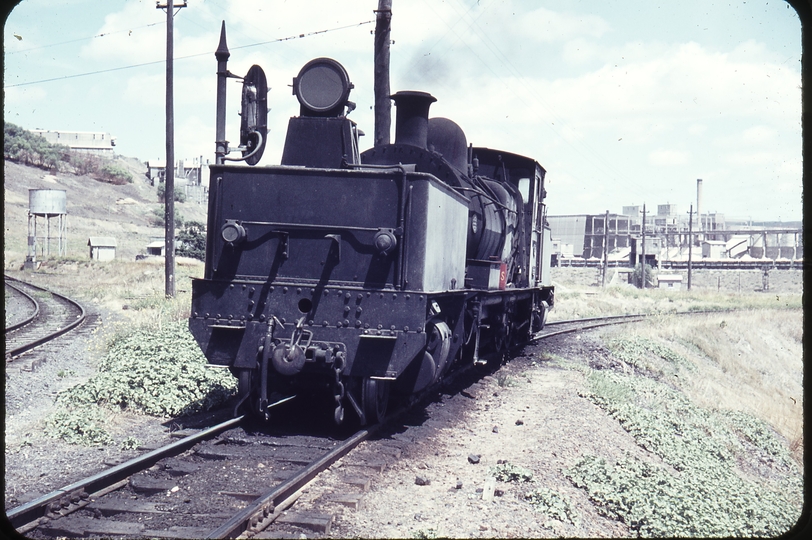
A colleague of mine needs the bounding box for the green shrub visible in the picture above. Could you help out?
[47,320,237,445]
[570,370,801,536]
[150,207,184,228]
[45,407,113,445]
[157,181,187,203]
[524,488,578,525]
[607,335,695,379]
[4,121,71,171]
[177,221,206,261]
[98,162,133,184]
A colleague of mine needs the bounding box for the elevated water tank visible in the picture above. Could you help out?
[29,189,67,216]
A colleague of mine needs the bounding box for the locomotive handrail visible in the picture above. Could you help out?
[237,220,380,233]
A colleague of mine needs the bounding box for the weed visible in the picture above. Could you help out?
[491,462,533,483]
[496,372,516,387]
[570,369,802,536]
[524,488,579,525]
[46,320,236,445]
[121,436,140,450]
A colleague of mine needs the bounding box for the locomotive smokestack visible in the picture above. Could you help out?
[392,91,436,149]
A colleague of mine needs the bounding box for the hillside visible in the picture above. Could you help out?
[3,158,208,267]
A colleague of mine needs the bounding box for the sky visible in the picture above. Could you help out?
[3,0,802,222]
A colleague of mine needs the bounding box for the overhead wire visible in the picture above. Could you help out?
[3,19,374,89]
[5,21,166,54]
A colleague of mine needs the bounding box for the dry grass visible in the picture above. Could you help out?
[5,256,203,333]
[549,281,801,321]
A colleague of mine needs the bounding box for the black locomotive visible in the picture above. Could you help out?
[189,34,554,425]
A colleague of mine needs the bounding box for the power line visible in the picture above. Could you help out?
[4,20,374,89]
[6,21,166,54]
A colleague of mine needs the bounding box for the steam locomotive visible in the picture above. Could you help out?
[189,33,554,425]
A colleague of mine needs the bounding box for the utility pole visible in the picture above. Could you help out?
[374,0,392,147]
[602,210,609,287]
[687,204,693,290]
[157,0,187,298]
[640,204,647,288]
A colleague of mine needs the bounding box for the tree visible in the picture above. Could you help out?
[632,263,656,289]
[157,181,186,203]
[177,221,206,261]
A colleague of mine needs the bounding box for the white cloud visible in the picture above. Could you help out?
[649,149,690,166]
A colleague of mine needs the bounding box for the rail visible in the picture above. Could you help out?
[4,276,86,358]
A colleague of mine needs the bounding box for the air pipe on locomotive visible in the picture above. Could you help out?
[189,21,554,425]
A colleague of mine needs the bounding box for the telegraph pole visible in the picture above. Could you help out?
[158,0,187,298]
[687,204,693,290]
[374,0,392,146]
[639,204,647,288]
[602,210,609,287]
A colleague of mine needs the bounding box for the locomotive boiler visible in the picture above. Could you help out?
[189,29,554,425]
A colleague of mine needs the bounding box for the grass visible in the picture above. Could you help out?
[548,282,801,321]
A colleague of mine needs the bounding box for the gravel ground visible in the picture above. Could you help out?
[308,336,643,539]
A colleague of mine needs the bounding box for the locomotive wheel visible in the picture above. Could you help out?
[361,378,390,425]
[235,369,256,417]
[493,312,511,353]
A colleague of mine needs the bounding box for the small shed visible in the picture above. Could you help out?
[88,237,116,261]
[658,274,683,290]
[702,240,727,259]
[146,240,165,256]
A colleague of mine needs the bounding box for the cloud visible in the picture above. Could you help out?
[649,149,690,166]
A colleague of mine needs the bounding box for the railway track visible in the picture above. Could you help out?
[6,407,392,539]
[4,276,87,366]
[6,311,661,539]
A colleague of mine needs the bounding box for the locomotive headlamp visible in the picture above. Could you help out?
[293,57,353,117]
[221,220,246,244]
[373,229,397,255]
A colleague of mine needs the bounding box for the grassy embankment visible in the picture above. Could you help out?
[533,282,803,536]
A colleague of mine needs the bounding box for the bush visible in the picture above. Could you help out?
[157,181,187,203]
[150,207,184,229]
[98,162,133,184]
[569,369,801,536]
[491,462,534,483]
[177,221,206,261]
[631,263,656,288]
[50,320,236,426]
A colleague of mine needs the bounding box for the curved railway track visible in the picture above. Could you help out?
[4,276,87,362]
[7,311,666,539]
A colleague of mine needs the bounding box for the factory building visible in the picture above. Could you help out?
[548,204,801,266]
[31,130,116,154]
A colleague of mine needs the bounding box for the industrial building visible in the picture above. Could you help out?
[549,208,801,265]
[548,184,801,267]
[31,130,116,154]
